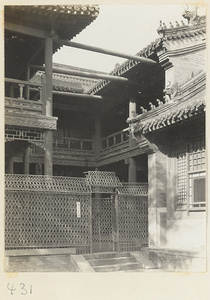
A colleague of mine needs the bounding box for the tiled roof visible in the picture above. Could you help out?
[5,6,99,79]
[9,5,99,18]
[129,72,206,134]
[157,18,206,40]
[89,18,206,95]
[31,68,99,94]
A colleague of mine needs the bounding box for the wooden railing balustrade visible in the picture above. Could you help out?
[53,136,94,151]
[5,78,43,115]
[101,128,129,150]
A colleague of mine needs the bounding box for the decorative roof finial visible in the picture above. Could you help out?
[157,20,166,37]
[175,21,180,27]
[169,22,174,28]
[182,5,202,25]
[162,23,167,29]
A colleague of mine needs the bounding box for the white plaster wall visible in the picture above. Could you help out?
[166,212,206,250]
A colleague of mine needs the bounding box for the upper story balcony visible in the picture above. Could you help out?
[100,129,130,156]
[5,78,57,131]
[5,78,43,115]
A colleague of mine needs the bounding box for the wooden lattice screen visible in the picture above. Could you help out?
[117,183,148,251]
[5,175,92,253]
[5,173,148,253]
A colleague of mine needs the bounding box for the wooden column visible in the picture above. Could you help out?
[44,35,53,176]
[94,112,101,160]
[128,158,137,182]
[7,156,14,174]
[23,147,30,174]
[26,67,30,100]
[129,98,136,119]
[45,36,53,116]
[44,131,53,176]
[35,163,43,175]
[128,98,137,182]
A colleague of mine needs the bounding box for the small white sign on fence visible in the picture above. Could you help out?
[76,202,81,218]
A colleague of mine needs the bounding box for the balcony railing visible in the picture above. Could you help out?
[5,78,43,115]
[53,136,94,151]
[101,128,129,150]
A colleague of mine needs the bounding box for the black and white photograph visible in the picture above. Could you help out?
[2,0,208,287]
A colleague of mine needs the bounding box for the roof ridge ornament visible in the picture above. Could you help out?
[182,5,203,25]
[157,20,167,37]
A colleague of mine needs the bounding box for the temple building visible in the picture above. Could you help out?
[4,5,206,272]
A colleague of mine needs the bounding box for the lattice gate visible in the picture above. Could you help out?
[92,196,114,252]
[5,172,148,254]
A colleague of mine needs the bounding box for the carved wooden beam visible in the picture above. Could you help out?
[5,22,46,38]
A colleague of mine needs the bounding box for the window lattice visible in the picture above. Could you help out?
[177,135,206,206]
[177,151,187,203]
[5,127,43,142]
[188,138,205,172]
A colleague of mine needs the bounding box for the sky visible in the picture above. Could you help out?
[53,4,206,73]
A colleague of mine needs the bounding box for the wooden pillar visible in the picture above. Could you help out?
[94,113,101,159]
[128,98,137,182]
[35,163,43,175]
[129,98,136,119]
[44,130,53,176]
[45,36,53,116]
[23,147,30,174]
[44,35,53,176]
[26,67,30,100]
[7,156,14,174]
[128,157,137,182]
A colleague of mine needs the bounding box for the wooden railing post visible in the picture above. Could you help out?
[18,84,25,99]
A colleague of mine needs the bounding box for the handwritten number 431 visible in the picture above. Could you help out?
[7,283,32,295]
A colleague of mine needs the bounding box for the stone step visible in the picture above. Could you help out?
[88,256,136,267]
[84,251,131,260]
[94,262,143,272]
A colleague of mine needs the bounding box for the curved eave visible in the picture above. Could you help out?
[131,97,205,135]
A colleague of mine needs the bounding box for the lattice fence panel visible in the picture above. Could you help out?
[5,174,91,194]
[118,183,148,196]
[118,195,148,251]
[5,191,91,253]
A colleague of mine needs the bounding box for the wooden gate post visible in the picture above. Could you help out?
[113,192,119,252]
[90,194,93,254]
